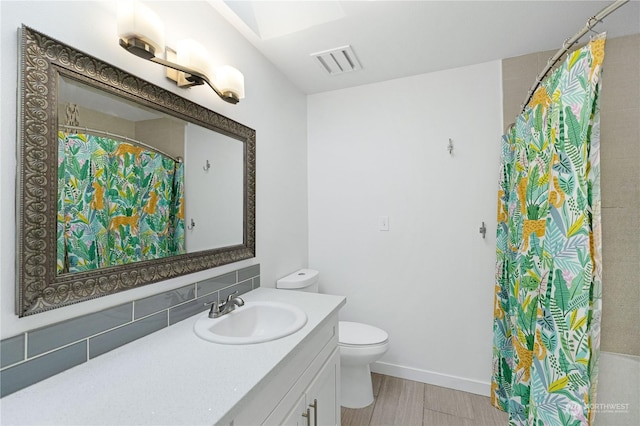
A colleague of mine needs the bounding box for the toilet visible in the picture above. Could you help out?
[276,269,389,409]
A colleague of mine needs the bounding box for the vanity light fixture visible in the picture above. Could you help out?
[117,1,245,104]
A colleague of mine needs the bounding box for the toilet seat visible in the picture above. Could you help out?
[276,269,390,409]
[339,321,388,346]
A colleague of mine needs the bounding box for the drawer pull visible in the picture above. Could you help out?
[302,408,311,426]
[309,399,318,425]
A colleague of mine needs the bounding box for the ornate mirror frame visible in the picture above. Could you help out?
[16,26,256,317]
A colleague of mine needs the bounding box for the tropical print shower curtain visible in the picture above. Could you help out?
[57,132,185,273]
[491,34,605,426]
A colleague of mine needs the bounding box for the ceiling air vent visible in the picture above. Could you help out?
[311,45,362,75]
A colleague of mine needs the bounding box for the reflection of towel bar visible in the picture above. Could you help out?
[187,219,196,230]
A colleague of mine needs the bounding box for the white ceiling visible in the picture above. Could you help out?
[209,0,640,94]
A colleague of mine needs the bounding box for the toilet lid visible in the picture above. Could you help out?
[339,321,388,345]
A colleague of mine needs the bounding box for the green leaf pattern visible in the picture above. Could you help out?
[57,133,185,273]
[491,35,605,425]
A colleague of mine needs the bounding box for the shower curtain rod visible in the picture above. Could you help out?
[59,124,182,163]
[518,0,629,116]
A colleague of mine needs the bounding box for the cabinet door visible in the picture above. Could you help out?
[306,349,340,426]
[279,394,308,426]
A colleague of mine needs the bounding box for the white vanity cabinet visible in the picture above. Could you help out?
[306,348,340,425]
[231,314,341,426]
[280,395,308,426]
[275,348,340,426]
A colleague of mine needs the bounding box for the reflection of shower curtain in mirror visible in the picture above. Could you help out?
[491,34,605,425]
[57,133,185,273]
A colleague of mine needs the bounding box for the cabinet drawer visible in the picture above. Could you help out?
[231,314,338,425]
[263,347,339,425]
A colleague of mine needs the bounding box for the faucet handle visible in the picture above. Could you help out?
[225,291,239,303]
[204,300,219,317]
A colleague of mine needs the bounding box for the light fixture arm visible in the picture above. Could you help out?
[119,37,240,104]
[152,54,238,104]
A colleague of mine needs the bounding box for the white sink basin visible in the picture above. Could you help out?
[193,301,307,344]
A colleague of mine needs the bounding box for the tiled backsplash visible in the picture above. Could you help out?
[0,264,260,397]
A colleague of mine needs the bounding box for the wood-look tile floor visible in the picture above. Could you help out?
[341,373,508,426]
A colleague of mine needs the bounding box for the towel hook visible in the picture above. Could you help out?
[479,221,487,239]
[448,138,454,156]
[203,160,211,171]
[187,218,196,230]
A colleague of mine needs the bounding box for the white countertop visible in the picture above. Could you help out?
[0,288,346,426]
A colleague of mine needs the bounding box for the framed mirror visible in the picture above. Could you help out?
[16,26,256,317]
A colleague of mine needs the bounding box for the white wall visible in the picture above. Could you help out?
[0,1,308,337]
[308,61,503,395]
[184,123,244,252]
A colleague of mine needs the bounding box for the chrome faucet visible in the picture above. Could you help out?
[205,291,245,318]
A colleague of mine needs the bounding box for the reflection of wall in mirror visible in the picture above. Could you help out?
[136,118,185,159]
[58,104,185,159]
[184,123,244,253]
[58,104,135,137]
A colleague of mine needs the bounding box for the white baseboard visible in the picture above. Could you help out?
[370,361,491,397]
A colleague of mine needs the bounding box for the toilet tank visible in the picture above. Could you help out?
[276,269,319,292]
